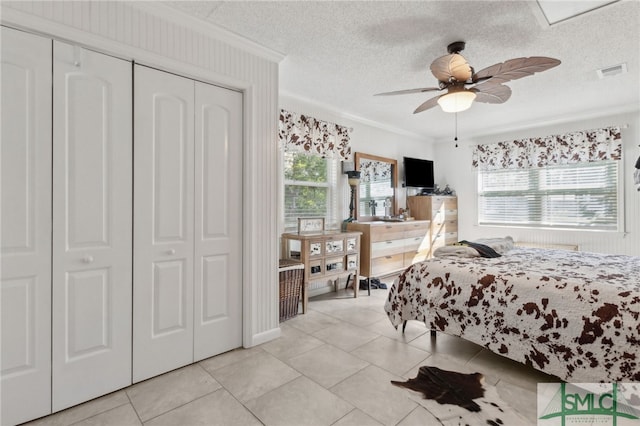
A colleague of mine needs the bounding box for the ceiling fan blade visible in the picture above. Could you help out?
[466,75,493,85]
[374,87,441,96]
[413,95,442,114]
[472,57,561,84]
[470,84,512,104]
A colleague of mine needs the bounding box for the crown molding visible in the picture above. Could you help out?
[280,90,430,141]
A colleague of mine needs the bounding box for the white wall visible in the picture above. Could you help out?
[434,111,640,256]
[280,93,434,218]
[1,1,282,347]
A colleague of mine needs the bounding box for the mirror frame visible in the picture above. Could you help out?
[354,152,398,220]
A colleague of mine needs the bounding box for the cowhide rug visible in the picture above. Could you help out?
[392,366,531,425]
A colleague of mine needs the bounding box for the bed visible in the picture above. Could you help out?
[384,238,640,383]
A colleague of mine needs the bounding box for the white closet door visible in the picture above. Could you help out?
[52,42,132,411]
[133,65,195,382]
[193,82,243,361]
[0,27,52,426]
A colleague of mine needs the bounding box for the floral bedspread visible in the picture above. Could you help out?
[384,247,640,383]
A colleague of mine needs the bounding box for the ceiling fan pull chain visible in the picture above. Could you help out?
[454,112,459,148]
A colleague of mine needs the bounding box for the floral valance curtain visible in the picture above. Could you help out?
[472,126,622,170]
[359,160,392,183]
[278,109,352,160]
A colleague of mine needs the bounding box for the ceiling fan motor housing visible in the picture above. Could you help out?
[447,41,466,54]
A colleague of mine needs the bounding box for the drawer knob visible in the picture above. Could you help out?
[82,255,94,264]
[167,248,176,255]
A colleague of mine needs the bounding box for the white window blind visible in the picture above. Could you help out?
[284,151,339,231]
[478,160,619,230]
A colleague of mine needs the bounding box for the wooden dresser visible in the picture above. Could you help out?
[346,221,430,280]
[281,231,361,313]
[407,195,458,256]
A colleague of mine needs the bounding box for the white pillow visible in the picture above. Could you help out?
[472,236,514,254]
[433,245,480,258]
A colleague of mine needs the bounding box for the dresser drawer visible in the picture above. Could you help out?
[309,258,324,279]
[403,222,429,238]
[432,208,457,221]
[428,197,443,211]
[346,254,358,271]
[345,236,359,252]
[325,256,345,275]
[370,224,405,242]
[431,219,457,234]
[308,240,324,257]
[324,238,344,255]
[404,249,428,267]
[447,221,458,233]
[431,231,458,249]
[372,238,406,257]
[444,198,457,210]
[371,253,404,276]
[403,235,429,252]
[429,196,457,210]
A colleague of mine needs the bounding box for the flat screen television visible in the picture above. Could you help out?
[403,156,434,189]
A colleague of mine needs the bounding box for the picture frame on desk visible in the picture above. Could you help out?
[297,217,325,234]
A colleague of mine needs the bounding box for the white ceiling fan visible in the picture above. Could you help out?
[375,41,561,113]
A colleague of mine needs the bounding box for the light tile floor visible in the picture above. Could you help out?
[25,282,560,426]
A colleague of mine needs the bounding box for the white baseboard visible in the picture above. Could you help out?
[247,327,281,348]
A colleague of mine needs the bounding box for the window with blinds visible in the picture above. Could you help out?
[478,160,619,230]
[284,151,339,231]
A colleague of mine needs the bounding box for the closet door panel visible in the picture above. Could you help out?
[134,65,194,382]
[52,41,132,411]
[0,27,52,426]
[193,82,243,361]
[63,72,110,247]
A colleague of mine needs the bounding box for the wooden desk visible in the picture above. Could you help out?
[281,231,361,313]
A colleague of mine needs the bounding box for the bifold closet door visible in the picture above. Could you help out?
[193,82,243,361]
[133,65,195,382]
[0,27,53,426]
[51,41,133,411]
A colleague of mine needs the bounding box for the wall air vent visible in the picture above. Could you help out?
[596,63,627,79]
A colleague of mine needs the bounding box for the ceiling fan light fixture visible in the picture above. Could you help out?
[437,91,476,113]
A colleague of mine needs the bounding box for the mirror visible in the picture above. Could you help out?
[354,152,398,220]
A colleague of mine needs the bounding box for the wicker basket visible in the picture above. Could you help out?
[279,259,304,322]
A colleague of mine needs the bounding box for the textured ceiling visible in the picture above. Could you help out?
[164,1,640,141]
